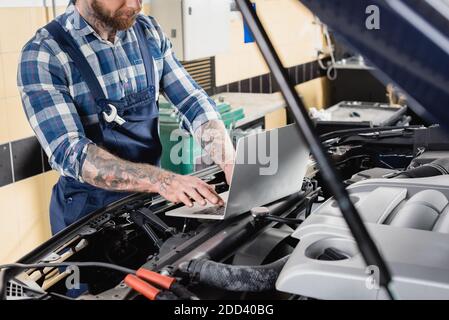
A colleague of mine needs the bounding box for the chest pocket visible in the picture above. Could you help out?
[120,86,159,122]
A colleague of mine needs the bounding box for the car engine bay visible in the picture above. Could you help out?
[3,123,449,301]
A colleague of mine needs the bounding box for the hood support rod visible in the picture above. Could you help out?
[236,0,395,299]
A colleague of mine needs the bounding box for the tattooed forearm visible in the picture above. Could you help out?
[81,144,175,194]
[195,120,235,169]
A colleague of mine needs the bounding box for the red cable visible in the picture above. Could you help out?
[124,274,160,300]
[136,268,176,290]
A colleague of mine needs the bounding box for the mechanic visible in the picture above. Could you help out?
[17,0,235,234]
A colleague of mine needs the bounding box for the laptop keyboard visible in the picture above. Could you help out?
[165,191,230,219]
[194,205,226,216]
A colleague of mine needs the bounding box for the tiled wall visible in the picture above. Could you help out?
[215,60,326,95]
[0,0,327,264]
[0,2,51,264]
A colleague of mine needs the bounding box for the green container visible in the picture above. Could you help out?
[159,100,244,175]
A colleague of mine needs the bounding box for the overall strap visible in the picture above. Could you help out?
[45,20,107,102]
[45,20,106,144]
[134,17,156,89]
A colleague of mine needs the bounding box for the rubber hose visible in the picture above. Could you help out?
[180,256,289,292]
[397,158,449,178]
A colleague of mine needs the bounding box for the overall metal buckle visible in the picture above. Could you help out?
[103,104,126,125]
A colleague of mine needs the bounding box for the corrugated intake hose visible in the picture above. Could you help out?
[180,256,290,292]
[397,158,449,178]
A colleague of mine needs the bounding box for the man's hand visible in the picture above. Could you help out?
[156,172,224,207]
[195,120,236,185]
[81,145,224,207]
[223,163,234,185]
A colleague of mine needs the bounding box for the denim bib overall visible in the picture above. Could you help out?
[45,17,162,234]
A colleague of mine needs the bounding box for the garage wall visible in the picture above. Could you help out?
[216,0,320,83]
[0,2,51,264]
[214,0,329,109]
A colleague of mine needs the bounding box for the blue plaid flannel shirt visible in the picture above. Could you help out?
[17,4,220,182]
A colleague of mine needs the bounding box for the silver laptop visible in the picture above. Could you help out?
[165,124,310,220]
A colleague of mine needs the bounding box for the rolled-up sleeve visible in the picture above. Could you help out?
[17,39,93,182]
[151,18,221,134]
